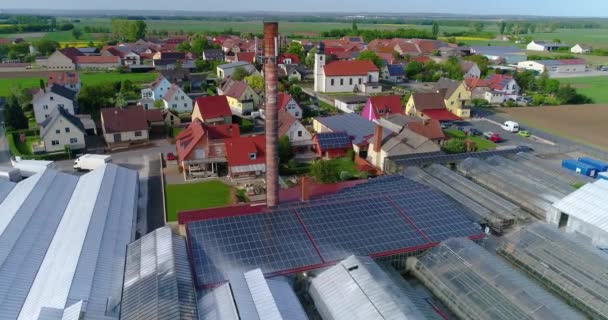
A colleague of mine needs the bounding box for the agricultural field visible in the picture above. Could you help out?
[0,72,158,97]
[559,76,608,103]
[497,104,608,150]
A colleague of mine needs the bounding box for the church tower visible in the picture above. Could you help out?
[314,42,326,92]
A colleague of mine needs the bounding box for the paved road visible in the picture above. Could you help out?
[549,70,608,79]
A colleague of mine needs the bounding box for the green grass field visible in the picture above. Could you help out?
[165,180,232,222]
[559,76,608,104]
[445,129,497,151]
[0,72,158,97]
[42,30,98,42]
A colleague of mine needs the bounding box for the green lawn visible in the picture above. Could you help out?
[559,76,608,104]
[445,129,497,151]
[0,72,158,97]
[331,157,360,176]
[165,180,232,222]
[42,30,98,42]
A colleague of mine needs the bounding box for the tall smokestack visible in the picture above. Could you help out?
[264,22,279,208]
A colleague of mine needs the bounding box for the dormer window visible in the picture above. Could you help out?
[50,96,54,101]
[249,152,257,160]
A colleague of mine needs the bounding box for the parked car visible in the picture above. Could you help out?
[483,131,503,142]
[518,130,531,137]
[166,152,176,161]
[501,121,520,132]
[467,128,482,136]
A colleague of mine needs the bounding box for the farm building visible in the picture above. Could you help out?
[527,40,569,52]
[517,59,587,73]
[407,238,586,320]
[0,164,138,319]
[333,95,369,113]
[571,44,592,54]
[498,223,608,320]
[549,179,608,246]
[308,255,443,320]
[121,227,198,320]
[469,46,527,64]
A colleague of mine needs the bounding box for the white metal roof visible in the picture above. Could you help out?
[553,179,608,231]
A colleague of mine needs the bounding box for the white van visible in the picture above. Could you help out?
[73,154,112,171]
[501,121,520,132]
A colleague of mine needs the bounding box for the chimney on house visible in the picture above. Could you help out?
[300,176,311,202]
[373,124,383,153]
[264,21,280,208]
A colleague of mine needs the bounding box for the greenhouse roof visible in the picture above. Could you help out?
[552,179,608,232]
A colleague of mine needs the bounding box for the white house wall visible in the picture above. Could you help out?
[41,117,86,153]
[33,94,75,124]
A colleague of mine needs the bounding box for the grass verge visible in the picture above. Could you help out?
[445,129,497,151]
[165,180,232,222]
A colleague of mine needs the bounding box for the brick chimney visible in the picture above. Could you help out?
[300,176,311,202]
[373,124,383,153]
[263,22,280,208]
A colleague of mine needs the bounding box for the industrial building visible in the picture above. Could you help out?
[198,269,308,320]
[308,255,444,320]
[549,179,608,246]
[498,223,608,320]
[407,238,586,320]
[121,227,198,320]
[0,164,138,320]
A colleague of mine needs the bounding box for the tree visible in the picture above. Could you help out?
[35,39,59,56]
[77,83,117,116]
[443,57,464,80]
[352,20,358,32]
[278,136,294,164]
[498,21,506,35]
[470,22,484,33]
[72,28,82,40]
[153,99,165,109]
[39,79,45,90]
[528,24,537,34]
[3,95,28,130]
[405,61,424,78]
[441,139,466,154]
[132,20,147,40]
[245,74,264,92]
[288,85,303,101]
[286,42,305,61]
[463,54,490,77]
[356,50,383,69]
[432,22,440,37]
[514,70,536,92]
[231,67,249,81]
[176,42,191,52]
[309,159,339,183]
[305,47,317,68]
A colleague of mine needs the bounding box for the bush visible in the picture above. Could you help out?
[346,149,355,161]
[339,171,353,181]
[441,138,466,154]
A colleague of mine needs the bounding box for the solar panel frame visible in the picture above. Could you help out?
[316,132,352,150]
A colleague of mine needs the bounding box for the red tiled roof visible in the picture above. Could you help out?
[411,56,431,64]
[194,96,232,119]
[144,108,164,122]
[376,53,396,65]
[225,135,266,167]
[276,93,293,111]
[220,79,248,99]
[325,47,346,55]
[323,60,378,76]
[420,109,461,121]
[74,56,120,64]
[236,51,255,63]
[278,53,300,64]
[59,47,84,60]
[368,95,403,118]
[486,74,515,91]
[176,119,239,160]
[47,71,79,86]
[465,76,490,89]
[278,108,297,137]
[407,119,446,140]
[411,92,446,111]
[104,47,128,58]
[101,107,149,134]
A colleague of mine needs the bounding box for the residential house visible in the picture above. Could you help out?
[162,110,182,127]
[465,74,520,104]
[377,113,422,133]
[101,47,141,65]
[142,107,165,132]
[32,85,77,124]
[469,46,527,64]
[313,113,391,157]
[367,124,440,171]
[280,64,308,81]
[277,93,303,119]
[175,119,239,179]
[73,56,121,69]
[224,135,266,179]
[160,68,205,92]
[405,92,461,122]
[216,61,258,79]
[407,119,446,145]
[434,77,471,118]
[279,108,313,152]
[484,73,520,97]
[192,96,233,125]
[517,59,586,74]
[460,60,481,78]
[314,43,381,94]
[312,131,353,159]
[202,49,224,61]
[527,40,568,52]
[37,106,86,153]
[162,84,193,113]
[101,107,150,146]
[47,71,81,92]
[41,49,75,70]
[278,53,300,65]
[571,44,592,54]
[234,52,256,64]
[218,78,260,115]
[334,95,369,114]
[360,95,403,122]
[381,64,406,83]
[141,75,173,102]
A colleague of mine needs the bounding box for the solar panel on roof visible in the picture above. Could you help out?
[387,146,531,169]
[316,132,352,150]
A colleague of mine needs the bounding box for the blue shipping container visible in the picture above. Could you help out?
[578,157,608,172]
[562,159,598,178]
[598,172,608,180]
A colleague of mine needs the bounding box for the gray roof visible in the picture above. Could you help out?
[121,226,198,320]
[0,164,138,319]
[218,61,253,69]
[39,106,86,138]
[377,128,440,156]
[378,114,422,133]
[470,46,525,56]
[315,113,391,145]
[334,95,369,104]
[49,84,77,101]
[203,48,224,59]
[553,179,608,233]
[309,255,442,320]
[434,77,462,99]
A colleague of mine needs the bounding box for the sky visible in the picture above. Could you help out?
[3,0,608,17]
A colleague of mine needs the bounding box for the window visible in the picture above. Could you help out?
[70,138,78,143]
[368,75,372,82]
[184,103,187,107]
[51,140,59,145]
[43,105,49,110]
[55,129,60,134]
[295,112,299,117]
[349,78,353,85]
[135,131,142,137]
[340,79,344,85]
[358,78,362,85]
[320,56,323,61]
[50,96,54,101]
[331,79,334,86]
[249,152,257,160]
[65,127,70,133]
[173,104,177,108]
[297,131,303,137]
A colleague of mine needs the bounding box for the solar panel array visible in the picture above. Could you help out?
[386,146,532,170]
[315,132,352,150]
[187,175,483,286]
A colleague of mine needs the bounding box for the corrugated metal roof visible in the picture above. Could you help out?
[309,255,435,320]
[553,179,608,232]
[0,179,15,203]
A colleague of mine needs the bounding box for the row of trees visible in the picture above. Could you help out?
[320,28,435,42]
[111,19,147,42]
[514,70,592,105]
[497,21,559,35]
